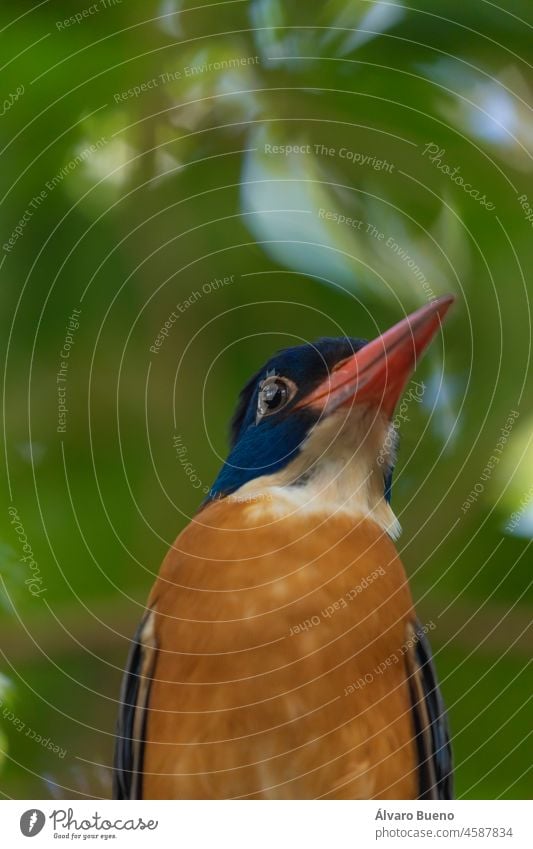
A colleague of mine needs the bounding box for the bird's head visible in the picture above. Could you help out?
[206,296,454,536]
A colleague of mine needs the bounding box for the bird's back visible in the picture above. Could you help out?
[139,500,419,799]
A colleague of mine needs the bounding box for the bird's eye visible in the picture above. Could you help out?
[257,376,297,421]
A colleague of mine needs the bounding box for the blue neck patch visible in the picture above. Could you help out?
[207,409,314,501]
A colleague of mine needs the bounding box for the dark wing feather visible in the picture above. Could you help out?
[113,610,157,799]
[405,619,454,800]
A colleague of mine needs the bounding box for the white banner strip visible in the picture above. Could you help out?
[2,799,530,848]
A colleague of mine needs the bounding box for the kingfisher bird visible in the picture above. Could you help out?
[114,295,455,800]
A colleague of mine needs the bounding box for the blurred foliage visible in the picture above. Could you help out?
[0,0,531,799]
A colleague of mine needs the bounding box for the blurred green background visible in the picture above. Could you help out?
[0,0,531,799]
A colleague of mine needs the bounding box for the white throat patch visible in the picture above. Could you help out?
[235,406,401,540]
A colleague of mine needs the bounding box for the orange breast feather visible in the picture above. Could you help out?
[143,500,418,799]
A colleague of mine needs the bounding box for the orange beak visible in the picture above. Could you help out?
[297,295,455,417]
